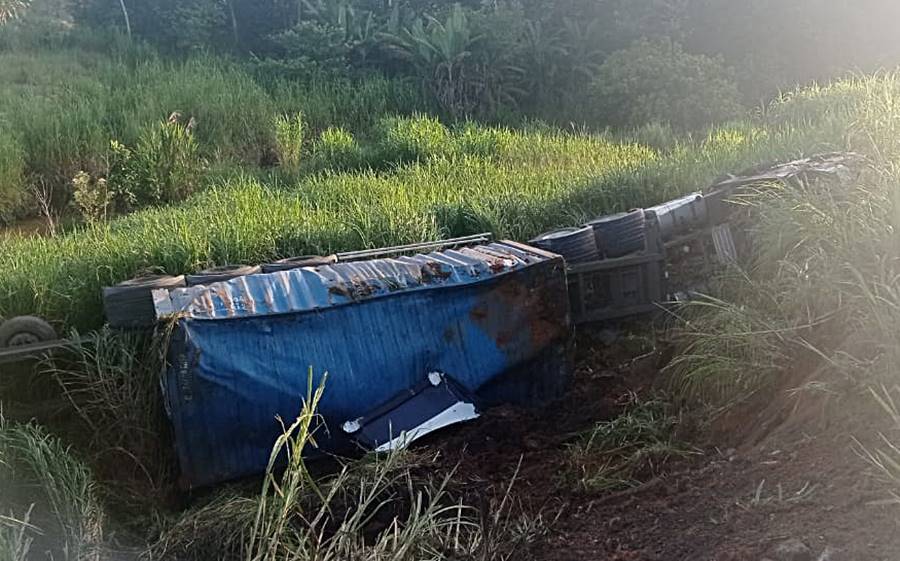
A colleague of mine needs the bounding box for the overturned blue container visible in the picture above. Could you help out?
[155,241,571,488]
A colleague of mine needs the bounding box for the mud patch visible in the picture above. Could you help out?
[421,327,900,561]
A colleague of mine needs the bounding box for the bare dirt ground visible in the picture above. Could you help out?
[431,328,900,561]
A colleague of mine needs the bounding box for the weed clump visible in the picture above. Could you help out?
[313,127,363,171]
[273,112,305,172]
[0,128,26,224]
[378,114,451,164]
[154,375,538,561]
[565,400,691,492]
[0,417,104,560]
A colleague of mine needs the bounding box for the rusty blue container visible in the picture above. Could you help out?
[156,241,571,488]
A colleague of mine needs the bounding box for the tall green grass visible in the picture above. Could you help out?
[667,161,900,407]
[4,72,900,331]
[0,126,657,329]
[155,377,543,561]
[0,50,277,172]
[659,76,900,508]
[0,126,26,222]
[665,70,900,414]
[0,46,429,222]
[45,328,174,507]
[0,416,104,560]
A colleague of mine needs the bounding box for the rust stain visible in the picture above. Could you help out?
[328,278,379,301]
[488,259,507,274]
[213,285,235,316]
[469,306,488,321]
[421,261,452,282]
[468,265,569,357]
[328,284,353,300]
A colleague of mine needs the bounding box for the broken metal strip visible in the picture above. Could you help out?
[343,372,480,452]
[373,402,480,452]
[336,233,493,262]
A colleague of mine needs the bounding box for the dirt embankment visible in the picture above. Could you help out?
[429,328,900,561]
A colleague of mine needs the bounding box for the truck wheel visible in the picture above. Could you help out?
[587,209,647,258]
[103,275,187,329]
[0,316,58,348]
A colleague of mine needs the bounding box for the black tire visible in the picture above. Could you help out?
[529,226,599,264]
[587,209,647,258]
[0,316,58,348]
[103,275,187,329]
[261,255,338,274]
[185,265,261,286]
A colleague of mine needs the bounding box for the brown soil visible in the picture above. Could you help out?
[429,328,900,561]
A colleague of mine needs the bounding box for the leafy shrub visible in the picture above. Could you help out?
[72,170,113,224]
[377,114,450,163]
[167,0,229,52]
[265,21,352,76]
[112,57,276,164]
[313,127,363,171]
[385,4,479,118]
[73,116,205,223]
[0,130,26,223]
[0,51,273,218]
[274,112,305,171]
[386,3,524,119]
[116,117,204,207]
[590,39,744,130]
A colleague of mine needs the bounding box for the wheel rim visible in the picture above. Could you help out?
[8,332,41,347]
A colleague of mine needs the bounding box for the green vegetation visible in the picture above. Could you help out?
[1,69,893,331]
[0,123,656,329]
[591,39,743,129]
[4,1,900,559]
[668,133,900,409]
[857,387,900,504]
[0,368,540,561]
[273,112,305,172]
[0,417,104,560]
[3,0,900,225]
[39,0,900,122]
[565,400,690,492]
[660,82,900,511]
[0,126,25,223]
[0,47,428,224]
[46,328,174,506]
